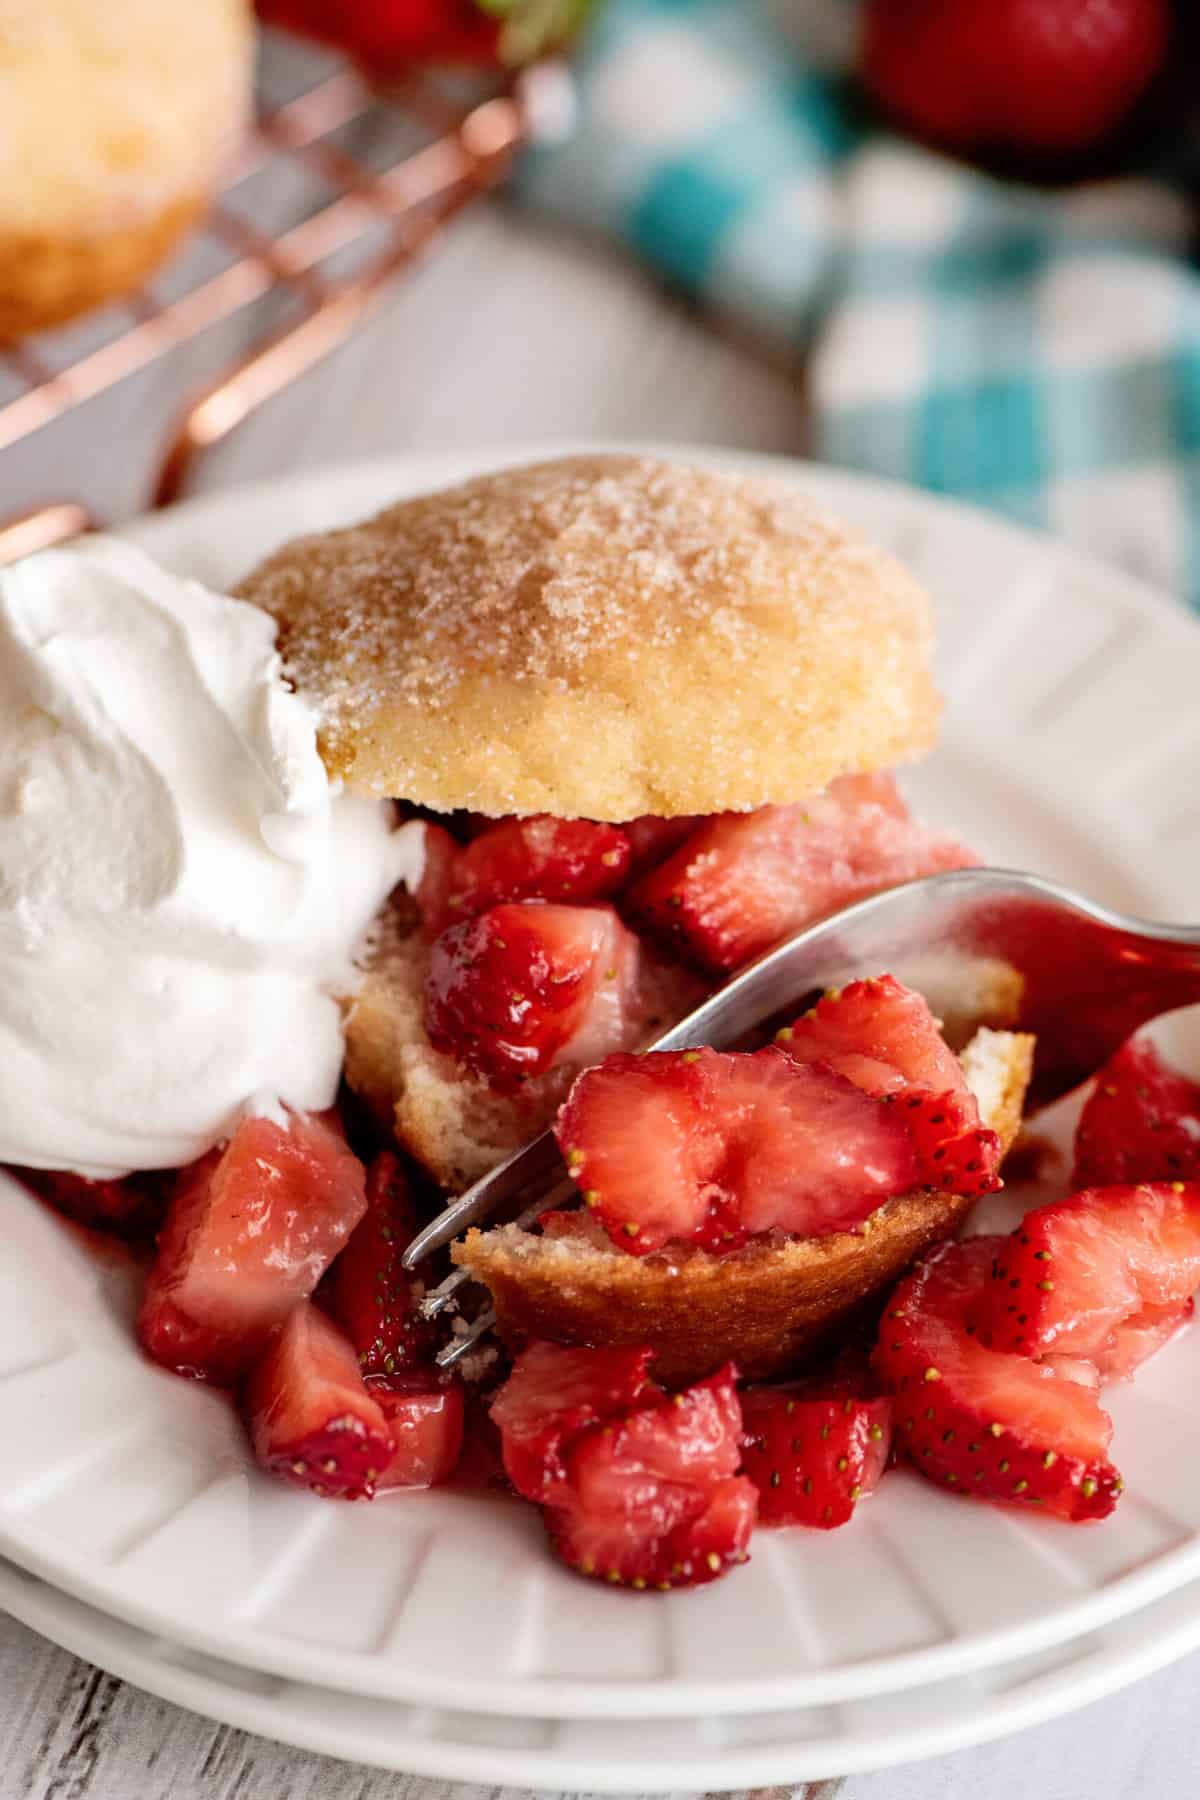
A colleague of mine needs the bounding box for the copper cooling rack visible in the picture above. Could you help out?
[0,50,537,565]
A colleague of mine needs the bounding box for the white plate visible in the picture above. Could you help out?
[5,446,1200,1724]
[7,1553,1200,1789]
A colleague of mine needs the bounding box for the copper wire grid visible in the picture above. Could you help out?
[0,57,535,564]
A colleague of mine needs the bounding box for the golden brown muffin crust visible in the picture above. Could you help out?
[238,455,942,818]
[0,0,252,340]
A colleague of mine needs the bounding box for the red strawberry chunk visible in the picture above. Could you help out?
[569,1370,744,1499]
[547,1475,757,1591]
[1103,1298,1194,1381]
[544,1361,755,1589]
[442,816,632,922]
[557,1046,921,1256]
[490,1346,755,1589]
[899,1089,1002,1198]
[23,1168,166,1241]
[776,976,1000,1195]
[777,975,966,1099]
[974,1184,1200,1364]
[243,1302,394,1500]
[413,821,460,937]
[741,1384,893,1529]
[875,1238,1121,1521]
[371,1374,465,1490]
[1073,1038,1200,1188]
[627,774,977,975]
[425,902,644,1090]
[138,1111,367,1385]
[490,1341,655,1503]
[623,814,707,878]
[328,1152,433,1379]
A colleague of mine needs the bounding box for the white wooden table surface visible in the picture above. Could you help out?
[3,183,1200,1800]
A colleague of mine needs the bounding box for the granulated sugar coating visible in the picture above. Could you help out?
[236,454,942,819]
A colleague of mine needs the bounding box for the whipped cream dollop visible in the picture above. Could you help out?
[0,538,420,1178]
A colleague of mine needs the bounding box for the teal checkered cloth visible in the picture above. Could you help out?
[520,0,1200,604]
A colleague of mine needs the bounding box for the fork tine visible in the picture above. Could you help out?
[419,1265,472,1320]
[428,1180,581,1365]
[401,1130,566,1268]
[418,1176,576,1320]
[437,1306,496,1369]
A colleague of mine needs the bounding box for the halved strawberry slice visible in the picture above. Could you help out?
[1103,1298,1194,1380]
[371,1374,466,1490]
[328,1152,433,1379]
[23,1169,167,1241]
[777,975,967,1098]
[490,1340,655,1503]
[425,901,643,1090]
[740,1382,893,1529]
[627,774,977,975]
[242,1302,394,1500]
[875,1238,1121,1521]
[1073,1038,1200,1187]
[138,1111,367,1385]
[557,1046,921,1256]
[546,1364,756,1589]
[442,816,631,921]
[974,1183,1200,1363]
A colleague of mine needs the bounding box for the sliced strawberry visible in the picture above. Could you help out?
[777,975,966,1098]
[627,774,977,975]
[138,1111,367,1385]
[328,1152,432,1379]
[413,821,461,937]
[546,1365,756,1589]
[899,1089,1003,1198]
[570,1369,744,1496]
[557,1046,921,1256]
[490,1340,655,1503]
[371,1374,465,1490]
[242,1302,394,1501]
[547,1475,756,1590]
[741,1384,893,1528]
[1103,1298,1194,1381]
[24,1169,166,1241]
[1073,1038,1200,1188]
[974,1183,1200,1363]
[622,814,706,878]
[442,816,631,922]
[875,1238,1121,1521]
[425,901,644,1090]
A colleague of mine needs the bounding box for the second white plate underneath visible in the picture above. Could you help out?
[6,1554,1200,1789]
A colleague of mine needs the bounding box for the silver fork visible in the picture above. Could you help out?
[406,867,1200,1368]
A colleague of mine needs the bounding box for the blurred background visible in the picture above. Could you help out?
[2,0,1198,598]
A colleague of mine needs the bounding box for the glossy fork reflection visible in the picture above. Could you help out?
[405,867,1200,1365]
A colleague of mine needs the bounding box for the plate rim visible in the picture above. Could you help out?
[6,441,1200,1722]
[5,1552,1200,1789]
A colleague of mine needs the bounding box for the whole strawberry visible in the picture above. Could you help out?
[257,0,594,69]
[860,0,1170,161]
